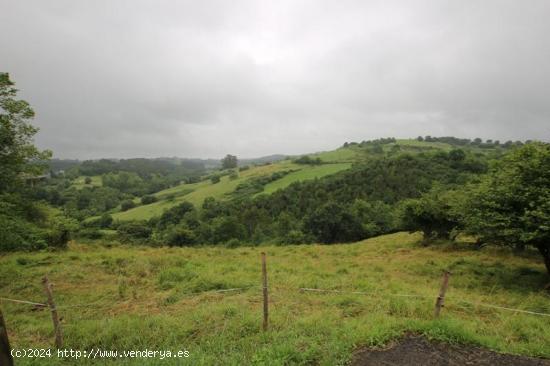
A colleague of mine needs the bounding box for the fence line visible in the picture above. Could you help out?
[0,297,46,307]
[452,299,550,318]
[2,255,550,351]
[2,287,550,318]
[298,287,433,299]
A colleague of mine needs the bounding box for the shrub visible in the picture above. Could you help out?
[78,228,104,240]
[0,214,47,251]
[282,230,306,245]
[84,213,113,229]
[163,225,196,246]
[98,213,113,228]
[117,221,152,241]
[120,199,136,212]
[293,155,322,165]
[43,219,71,248]
[304,202,364,243]
[211,175,221,184]
[157,201,195,229]
[225,238,241,248]
[141,195,157,205]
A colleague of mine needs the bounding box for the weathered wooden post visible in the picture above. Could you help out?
[42,276,63,348]
[261,252,269,331]
[434,271,451,318]
[0,307,14,366]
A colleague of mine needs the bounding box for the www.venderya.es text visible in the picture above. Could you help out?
[11,348,190,360]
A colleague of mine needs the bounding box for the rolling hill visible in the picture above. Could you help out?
[109,139,507,222]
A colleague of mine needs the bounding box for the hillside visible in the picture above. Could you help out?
[112,154,355,221]
[110,138,496,222]
[1,232,548,365]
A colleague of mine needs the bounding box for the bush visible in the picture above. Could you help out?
[163,225,196,246]
[84,177,92,184]
[210,216,246,244]
[225,238,241,248]
[282,230,306,245]
[141,195,157,205]
[293,155,322,165]
[78,228,104,240]
[120,199,136,211]
[43,218,71,248]
[98,213,113,228]
[83,213,113,229]
[211,175,221,184]
[0,214,47,251]
[117,221,152,241]
[229,171,239,180]
[238,166,250,172]
[304,202,364,243]
[157,201,195,229]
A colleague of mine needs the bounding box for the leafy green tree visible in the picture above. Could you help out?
[163,224,196,246]
[0,73,51,193]
[141,195,157,205]
[210,216,246,243]
[221,154,238,169]
[351,199,396,237]
[464,143,550,275]
[117,221,152,241]
[304,202,364,243]
[98,213,113,228]
[120,199,136,212]
[157,201,195,229]
[400,188,463,243]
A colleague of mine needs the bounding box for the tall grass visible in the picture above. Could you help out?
[1,232,549,365]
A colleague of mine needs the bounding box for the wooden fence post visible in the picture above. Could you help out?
[42,276,63,348]
[434,271,451,318]
[261,252,269,331]
[0,307,14,366]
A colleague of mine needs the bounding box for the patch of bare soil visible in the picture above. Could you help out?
[352,334,550,366]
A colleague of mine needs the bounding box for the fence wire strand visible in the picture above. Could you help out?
[2,285,550,318]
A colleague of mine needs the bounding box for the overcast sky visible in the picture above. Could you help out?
[1,1,549,159]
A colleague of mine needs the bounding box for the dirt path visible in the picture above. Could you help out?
[352,334,550,366]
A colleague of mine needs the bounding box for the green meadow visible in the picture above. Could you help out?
[113,159,353,221]
[71,176,103,189]
[1,232,549,365]
[261,163,351,195]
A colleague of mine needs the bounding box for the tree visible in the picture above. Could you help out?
[0,74,69,251]
[0,73,51,193]
[400,188,463,243]
[163,224,196,246]
[157,201,195,229]
[141,195,157,205]
[464,143,550,275]
[120,199,136,212]
[221,154,238,169]
[304,202,364,243]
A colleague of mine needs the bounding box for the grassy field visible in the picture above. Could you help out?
[112,160,354,221]
[1,232,549,365]
[311,147,362,163]
[261,163,352,195]
[112,161,297,221]
[71,176,102,189]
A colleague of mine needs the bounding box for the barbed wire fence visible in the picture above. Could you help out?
[1,252,550,365]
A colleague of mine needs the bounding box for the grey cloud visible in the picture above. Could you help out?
[1,0,549,159]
